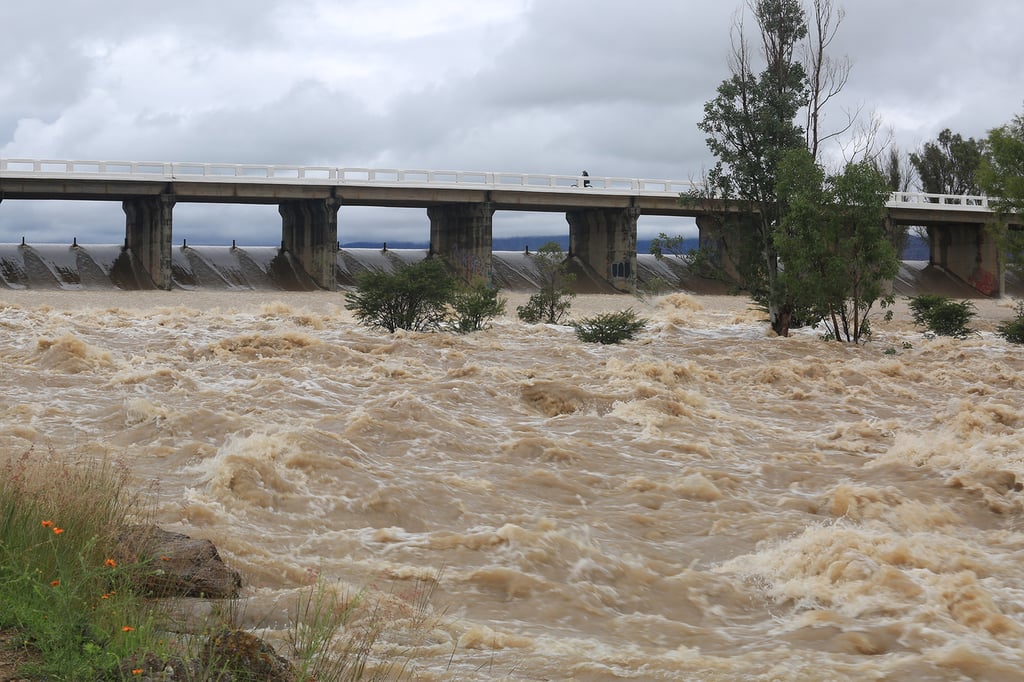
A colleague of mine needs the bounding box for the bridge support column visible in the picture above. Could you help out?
[927,223,1003,296]
[123,194,174,290]
[566,207,638,293]
[695,214,760,284]
[428,202,494,281]
[279,197,340,289]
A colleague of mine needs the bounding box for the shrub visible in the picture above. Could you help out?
[451,279,507,333]
[345,258,456,332]
[573,309,649,344]
[997,300,1024,344]
[908,294,976,338]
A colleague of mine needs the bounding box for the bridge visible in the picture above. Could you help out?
[0,158,1008,295]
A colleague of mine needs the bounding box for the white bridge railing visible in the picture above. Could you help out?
[887,190,990,210]
[0,158,697,195]
[0,158,993,210]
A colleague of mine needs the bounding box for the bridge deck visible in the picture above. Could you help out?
[0,158,996,219]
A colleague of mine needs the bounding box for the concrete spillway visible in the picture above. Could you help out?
[0,243,1018,297]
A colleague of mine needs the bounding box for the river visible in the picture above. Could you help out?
[1,287,1022,680]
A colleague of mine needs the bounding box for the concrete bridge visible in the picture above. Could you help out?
[0,158,1011,295]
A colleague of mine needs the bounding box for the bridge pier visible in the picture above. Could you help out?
[428,202,494,281]
[123,194,175,290]
[279,198,340,289]
[566,207,638,293]
[694,214,756,284]
[927,223,1004,296]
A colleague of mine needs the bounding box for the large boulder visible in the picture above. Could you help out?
[117,525,242,599]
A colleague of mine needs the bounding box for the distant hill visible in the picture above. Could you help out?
[345,234,930,258]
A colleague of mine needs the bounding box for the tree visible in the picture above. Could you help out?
[803,0,852,162]
[345,258,456,332]
[977,110,1024,277]
[516,242,575,324]
[909,128,987,196]
[696,0,809,336]
[870,146,915,254]
[775,149,898,342]
[872,146,916,193]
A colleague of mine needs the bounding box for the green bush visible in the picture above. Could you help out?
[451,279,507,333]
[573,309,649,344]
[345,258,456,332]
[997,301,1024,344]
[908,294,976,338]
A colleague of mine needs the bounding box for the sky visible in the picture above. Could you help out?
[1,0,1022,246]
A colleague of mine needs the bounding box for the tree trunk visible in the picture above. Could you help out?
[771,302,793,337]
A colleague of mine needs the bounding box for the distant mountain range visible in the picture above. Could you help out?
[344,234,931,259]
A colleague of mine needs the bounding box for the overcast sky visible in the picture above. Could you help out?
[2,0,1022,245]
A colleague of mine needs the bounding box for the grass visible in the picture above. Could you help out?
[0,447,160,679]
[0,447,446,680]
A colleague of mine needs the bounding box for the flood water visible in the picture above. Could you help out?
[1,286,1023,681]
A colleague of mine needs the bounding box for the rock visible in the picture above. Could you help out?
[200,629,295,682]
[117,525,242,599]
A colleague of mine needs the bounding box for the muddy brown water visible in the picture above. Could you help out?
[1,289,1022,680]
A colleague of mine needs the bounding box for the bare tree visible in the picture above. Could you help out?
[802,0,854,162]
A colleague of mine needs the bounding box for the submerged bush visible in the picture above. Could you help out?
[345,258,456,332]
[997,300,1024,344]
[346,259,506,334]
[573,309,649,344]
[517,242,575,324]
[908,294,976,338]
[451,279,507,333]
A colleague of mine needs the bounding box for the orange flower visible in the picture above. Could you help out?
[101,594,111,600]
[50,580,60,587]
[41,520,54,528]
[131,669,143,675]
[160,556,170,562]
[122,626,134,632]
[104,558,117,568]
[52,527,64,535]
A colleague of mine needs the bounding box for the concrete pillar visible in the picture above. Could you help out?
[123,194,175,290]
[695,213,749,284]
[566,206,638,293]
[427,202,494,282]
[928,223,1002,296]
[279,197,340,290]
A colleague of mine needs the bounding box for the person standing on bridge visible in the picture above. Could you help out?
[581,170,591,187]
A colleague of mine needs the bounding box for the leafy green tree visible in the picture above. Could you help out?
[695,0,809,336]
[977,111,1024,277]
[345,258,456,332]
[775,149,898,342]
[910,128,987,196]
[517,242,575,324]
